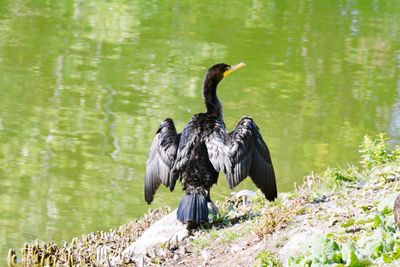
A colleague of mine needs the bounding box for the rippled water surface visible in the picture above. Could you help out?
[1,0,399,260]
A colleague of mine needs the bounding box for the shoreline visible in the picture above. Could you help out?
[8,134,400,266]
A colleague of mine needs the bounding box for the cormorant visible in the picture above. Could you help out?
[145,63,277,224]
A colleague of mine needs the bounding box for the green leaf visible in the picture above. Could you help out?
[360,206,370,212]
[373,213,385,228]
[374,242,384,257]
[382,253,394,263]
[311,236,342,264]
[381,205,392,215]
[344,243,370,267]
[341,218,355,228]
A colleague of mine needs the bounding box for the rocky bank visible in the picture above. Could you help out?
[8,134,400,266]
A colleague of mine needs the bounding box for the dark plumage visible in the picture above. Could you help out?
[145,63,277,224]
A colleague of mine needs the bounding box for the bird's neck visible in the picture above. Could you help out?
[203,77,224,119]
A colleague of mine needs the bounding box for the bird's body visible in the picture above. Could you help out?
[175,113,220,193]
[145,63,277,224]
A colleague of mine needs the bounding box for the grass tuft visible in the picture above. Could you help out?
[255,250,282,267]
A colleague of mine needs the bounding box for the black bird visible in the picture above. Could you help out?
[145,63,277,224]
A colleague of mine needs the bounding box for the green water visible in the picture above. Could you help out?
[1,0,399,261]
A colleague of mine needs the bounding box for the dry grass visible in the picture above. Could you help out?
[255,197,306,238]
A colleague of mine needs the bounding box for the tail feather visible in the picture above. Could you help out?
[177,191,208,223]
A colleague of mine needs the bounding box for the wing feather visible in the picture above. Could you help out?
[145,118,180,204]
[205,116,277,201]
[204,118,231,173]
[172,116,201,176]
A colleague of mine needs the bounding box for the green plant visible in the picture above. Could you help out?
[326,166,360,184]
[288,211,400,266]
[359,134,400,168]
[287,235,371,266]
[190,236,213,253]
[255,250,282,267]
[220,230,240,243]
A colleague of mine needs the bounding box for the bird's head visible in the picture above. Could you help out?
[203,62,246,116]
[206,63,246,84]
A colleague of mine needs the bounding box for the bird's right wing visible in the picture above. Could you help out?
[145,118,180,204]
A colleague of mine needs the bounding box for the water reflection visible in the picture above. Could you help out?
[0,0,399,262]
[388,81,400,144]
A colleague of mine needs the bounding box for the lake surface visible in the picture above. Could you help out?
[1,0,399,261]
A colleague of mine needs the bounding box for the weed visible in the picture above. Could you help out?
[359,134,400,169]
[255,250,282,267]
[220,231,240,243]
[190,236,213,253]
[255,196,306,238]
[288,211,400,266]
[325,165,360,184]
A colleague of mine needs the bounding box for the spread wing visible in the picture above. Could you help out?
[205,116,277,201]
[145,118,180,204]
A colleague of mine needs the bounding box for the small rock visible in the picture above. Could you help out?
[111,209,189,265]
[229,244,242,253]
[312,195,327,204]
[345,226,362,233]
[200,249,211,261]
[330,219,339,226]
[232,190,257,200]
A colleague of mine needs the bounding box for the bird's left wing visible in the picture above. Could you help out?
[145,118,180,204]
[226,117,277,200]
[205,116,277,201]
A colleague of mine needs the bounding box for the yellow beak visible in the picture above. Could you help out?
[223,62,246,77]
